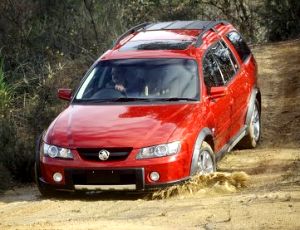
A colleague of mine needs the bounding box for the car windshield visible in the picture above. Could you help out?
[74,58,199,103]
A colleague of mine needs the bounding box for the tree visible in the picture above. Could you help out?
[263,0,300,41]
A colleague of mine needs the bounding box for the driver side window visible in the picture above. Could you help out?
[203,41,236,88]
[203,49,224,88]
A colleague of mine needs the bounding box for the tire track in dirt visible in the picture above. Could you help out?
[255,39,300,148]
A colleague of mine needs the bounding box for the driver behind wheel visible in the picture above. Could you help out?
[110,67,126,93]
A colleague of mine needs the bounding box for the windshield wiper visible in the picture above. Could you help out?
[76,97,151,103]
[112,97,153,102]
[74,97,198,104]
[157,97,198,101]
[115,97,198,102]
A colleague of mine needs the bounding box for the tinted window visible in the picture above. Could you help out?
[75,59,199,101]
[203,49,224,87]
[226,31,251,62]
[220,40,239,72]
[212,41,236,83]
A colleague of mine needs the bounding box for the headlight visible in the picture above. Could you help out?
[136,141,181,159]
[42,143,73,159]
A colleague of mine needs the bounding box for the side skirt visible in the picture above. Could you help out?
[215,125,247,162]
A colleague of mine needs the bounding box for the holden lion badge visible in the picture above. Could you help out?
[98,149,110,161]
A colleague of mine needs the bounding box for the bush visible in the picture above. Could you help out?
[0,117,36,183]
[263,0,300,41]
[0,163,11,192]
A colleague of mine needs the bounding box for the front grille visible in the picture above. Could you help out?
[77,148,132,161]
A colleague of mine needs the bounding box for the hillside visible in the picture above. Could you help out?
[0,40,299,230]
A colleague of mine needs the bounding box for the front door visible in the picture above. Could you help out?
[202,42,232,151]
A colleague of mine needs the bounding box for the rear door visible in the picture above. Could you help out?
[224,32,253,137]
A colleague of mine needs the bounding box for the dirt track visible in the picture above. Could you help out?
[1,40,299,230]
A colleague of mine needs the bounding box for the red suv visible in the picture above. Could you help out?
[35,20,261,195]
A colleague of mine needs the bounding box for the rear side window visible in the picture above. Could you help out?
[226,31,251,62]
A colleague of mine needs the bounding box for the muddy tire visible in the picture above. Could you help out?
[35,164,70,197]
[34,134,53,197]
[196,141,216,175]
[35,163,54,197]
[238,99,261,149]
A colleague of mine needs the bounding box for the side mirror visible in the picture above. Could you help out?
[209,86,228,99]
[58,88,72,101]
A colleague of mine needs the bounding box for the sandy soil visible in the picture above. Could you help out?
[0,40,299,230]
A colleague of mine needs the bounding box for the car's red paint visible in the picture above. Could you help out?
[44,104,196,149]
[57,88,72,101]
[38,21,258,191]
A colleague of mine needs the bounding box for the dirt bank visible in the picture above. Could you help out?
[0,40,299,229]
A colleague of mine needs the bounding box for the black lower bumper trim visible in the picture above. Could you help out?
[39,169,190,192]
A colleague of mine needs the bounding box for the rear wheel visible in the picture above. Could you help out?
[196,141,216,175]
[238,99,261,149]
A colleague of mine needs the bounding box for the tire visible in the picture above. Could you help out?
[238,99,261,149]
[196,141,216,175]
[35,163,69,197]
[35,162,54,197]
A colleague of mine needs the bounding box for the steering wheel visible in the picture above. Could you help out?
[90,88,127,99]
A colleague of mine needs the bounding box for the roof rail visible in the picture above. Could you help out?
[194,20,229,47]
[113,22,150,47]
[113,20,228,48]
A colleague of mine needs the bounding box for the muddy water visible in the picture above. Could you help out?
[152,172,249,199]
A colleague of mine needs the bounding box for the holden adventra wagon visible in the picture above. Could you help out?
[35,20,261,196]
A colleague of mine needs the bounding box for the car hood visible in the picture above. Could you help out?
[45,103,196,149]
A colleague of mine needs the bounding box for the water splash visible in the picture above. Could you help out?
[152,172,250,199]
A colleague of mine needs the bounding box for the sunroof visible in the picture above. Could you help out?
[120,40,192,51]
[145,21,213,30]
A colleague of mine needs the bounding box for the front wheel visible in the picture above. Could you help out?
[35,163,69,197]
[35,163,56,197]
[196,141,216,175]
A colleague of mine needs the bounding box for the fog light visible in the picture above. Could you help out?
[150,172,160,182]
[53,172,62,183]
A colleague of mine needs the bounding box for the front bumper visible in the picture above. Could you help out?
[39,148,191,191]
[38,168,189,191]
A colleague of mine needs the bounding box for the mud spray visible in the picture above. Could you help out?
[152,172,250,199]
